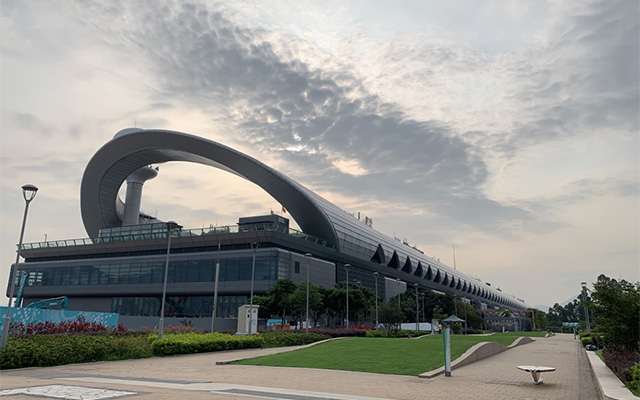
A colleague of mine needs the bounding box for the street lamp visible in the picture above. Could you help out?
[414,283,419,331]
[1,184,38,350]
[344,264,351,328]
[581,282,591,334]
[158,220,181,340]
[373,272,379,328]
[248,242,259,335]
[305,253,312,334]
[396,278,402,310]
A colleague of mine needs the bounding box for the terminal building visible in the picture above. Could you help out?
[7,128,528,330]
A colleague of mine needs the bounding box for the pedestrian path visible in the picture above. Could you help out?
[0,334,603,400]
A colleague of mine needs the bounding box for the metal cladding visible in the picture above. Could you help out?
[80,128,528,310]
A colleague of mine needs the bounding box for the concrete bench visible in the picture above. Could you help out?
[517,365,556,385]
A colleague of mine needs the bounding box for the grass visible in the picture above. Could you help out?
[232,331,546,376]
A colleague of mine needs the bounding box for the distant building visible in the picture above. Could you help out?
[8,128,528,330]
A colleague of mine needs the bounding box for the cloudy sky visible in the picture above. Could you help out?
[1,0,638,309]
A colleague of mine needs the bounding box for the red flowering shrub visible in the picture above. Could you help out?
[603,348,640,383]
[9,320,124,336]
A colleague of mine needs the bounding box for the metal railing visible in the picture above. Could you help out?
[21,223,336,250]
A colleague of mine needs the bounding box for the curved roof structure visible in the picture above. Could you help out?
[80,128,528,310]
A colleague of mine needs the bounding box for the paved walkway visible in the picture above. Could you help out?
[0,334,603,400]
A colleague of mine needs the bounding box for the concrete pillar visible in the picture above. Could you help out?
[122,166,158,226]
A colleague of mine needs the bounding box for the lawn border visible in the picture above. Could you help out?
[419,336,536,378]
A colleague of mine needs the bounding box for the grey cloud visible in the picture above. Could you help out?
[83,1,536,234]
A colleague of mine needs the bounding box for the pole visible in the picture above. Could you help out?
[248,242,258,335]
[444,324,452,376]
[1,185,38,350]
[158,221,179,340]
[211,241,221,332]
[373,272,379,328]
[305,253,311,334]
[414,283,419,331]
[344,264,350,328]
[581,282,591,334]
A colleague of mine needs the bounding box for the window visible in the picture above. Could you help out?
[294,261,300,274]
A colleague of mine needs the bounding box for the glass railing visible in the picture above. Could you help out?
[21,223,336,250]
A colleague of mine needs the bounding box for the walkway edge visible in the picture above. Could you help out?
[215,337,347,365]
[419,336,535,379]
[585,350,637,400]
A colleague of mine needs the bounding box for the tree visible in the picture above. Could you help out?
[591,274,640,352]
[528,308,548,330]
[379,302,404,330]
[256,278,297,323]
[290,282,323,328]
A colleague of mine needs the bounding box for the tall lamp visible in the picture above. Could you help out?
[373,272,379,328]
[248,242,258,335]
[581,282,591,334]
[158,220,181,340]
[344,264,351,327]
[305,253,312,333]
[414,283,419,331]
[1,184,38,350]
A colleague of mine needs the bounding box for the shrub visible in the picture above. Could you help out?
[602,348,640,383]
[259,331,329,348]
[581,336,593,347]
[287,328,366,338]
[151,333,263,356]
[627,363,640,395]
[0,332,152,369]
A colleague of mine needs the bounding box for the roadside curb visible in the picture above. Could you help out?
[419,336,535,378]
[585,350,637,400]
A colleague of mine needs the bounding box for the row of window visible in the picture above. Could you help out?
[17,256,280,287]
[111,295,246,318]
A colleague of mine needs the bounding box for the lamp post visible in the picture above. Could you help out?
[158,220,180,340]
[414,283,419,331]
[305,253,312,333]
[396,278,402,310]
[373,272,379,328]
[581,282,591,334]
[344,264,350,328]
[248,242,258,335]
[211,241,221,332]
[1,184,38,350]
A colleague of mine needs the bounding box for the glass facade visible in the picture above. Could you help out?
[111,295,246,318]
[16,255,278,287]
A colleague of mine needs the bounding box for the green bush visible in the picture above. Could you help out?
[151,333,263,356]
[1,333,153,369]
[259,331,329,348]
[581,336,593,347]
[627,362,640,395]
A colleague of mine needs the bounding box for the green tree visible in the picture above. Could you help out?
[290,282,323,328]
[591,274,640,352]
[254,278,297,323]
[379,302,404,330]
[528,308,548,330]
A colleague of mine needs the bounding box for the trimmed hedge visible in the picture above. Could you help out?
[259,331,329,348]
[150,333,263,356]
[0,333,152,369]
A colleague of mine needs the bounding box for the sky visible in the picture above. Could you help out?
[1,0,638,309]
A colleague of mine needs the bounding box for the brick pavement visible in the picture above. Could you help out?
[0,334,602,400]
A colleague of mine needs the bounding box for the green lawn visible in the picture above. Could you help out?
[232,332,546,376]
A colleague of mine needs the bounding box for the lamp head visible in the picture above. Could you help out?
[21,184,38,202]
[373,272,379,278]
[305,253,312,257]
[166,220,181,231]
[581,282,587,289]
[344,263,351,271]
